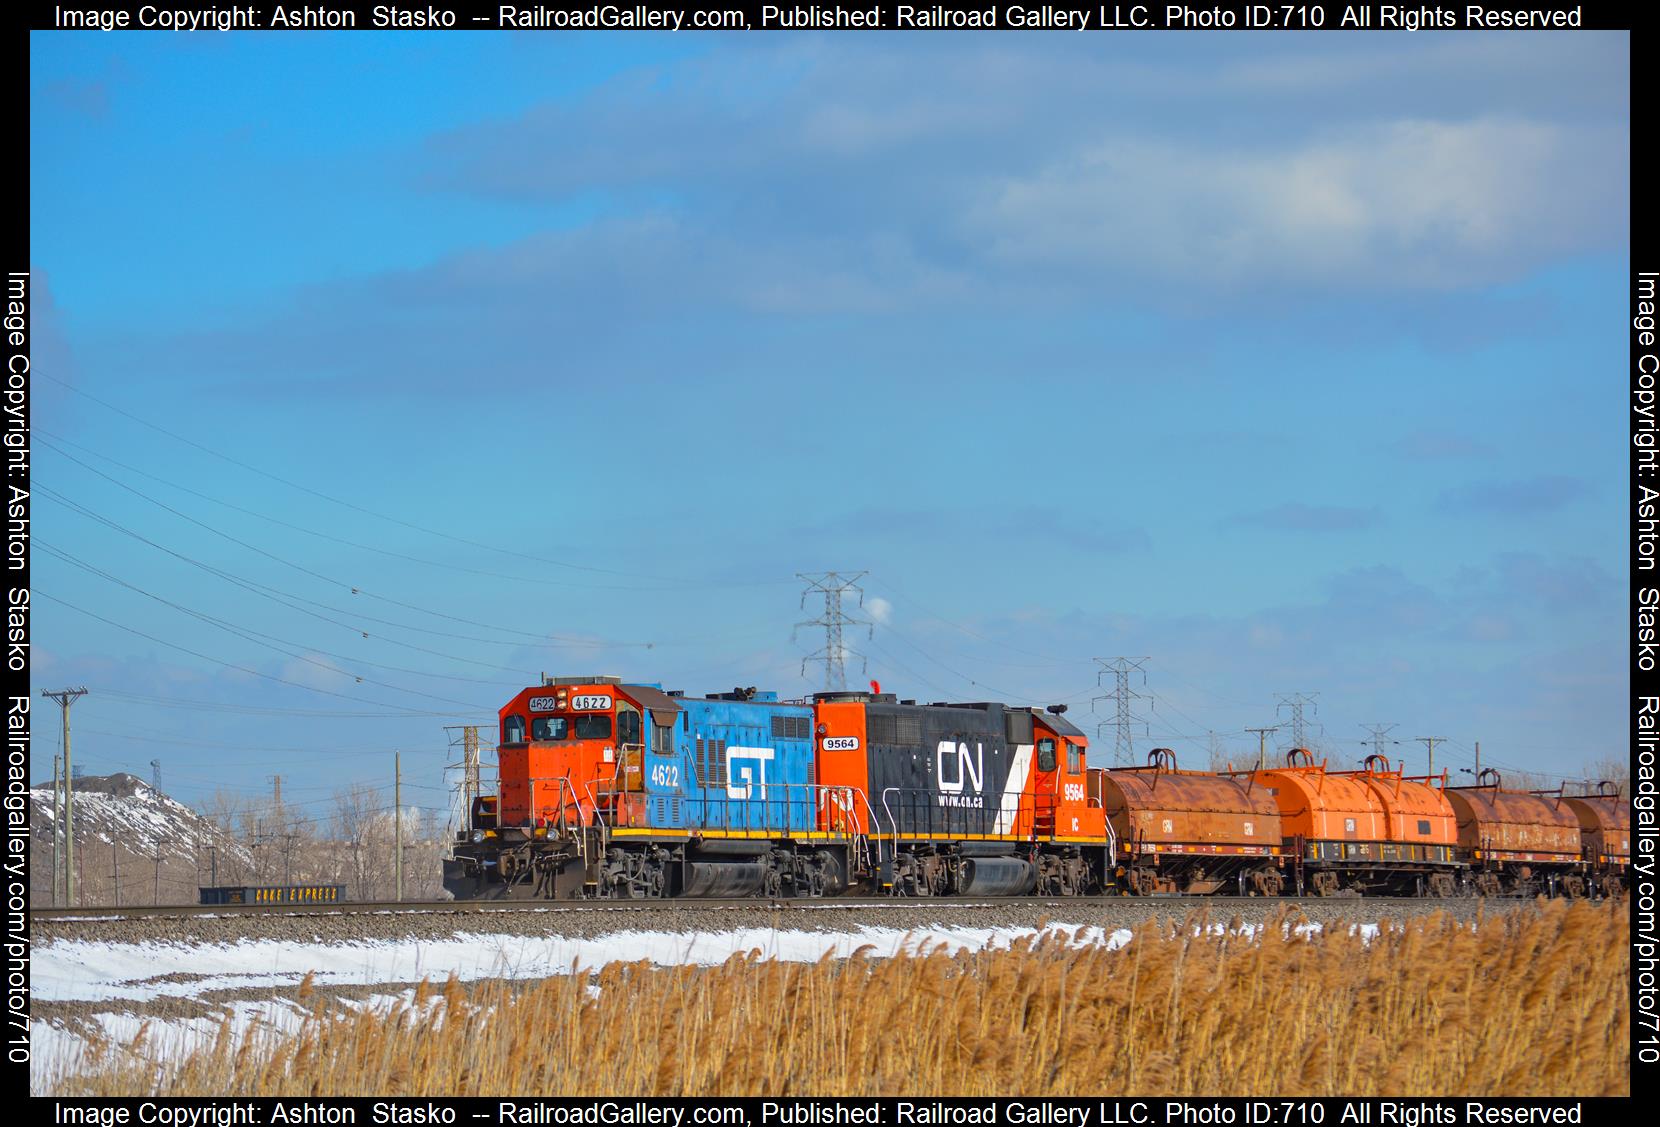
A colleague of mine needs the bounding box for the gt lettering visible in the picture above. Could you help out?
[727,746,775,800]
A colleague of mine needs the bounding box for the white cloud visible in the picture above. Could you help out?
[973,118,1624,291]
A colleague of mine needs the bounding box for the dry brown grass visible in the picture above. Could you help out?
[52,897,1628,1097]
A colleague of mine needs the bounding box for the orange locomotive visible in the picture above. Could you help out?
[445,677,1628,901]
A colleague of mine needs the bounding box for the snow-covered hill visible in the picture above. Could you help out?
[29,773,253,905]
[31,773,239,857]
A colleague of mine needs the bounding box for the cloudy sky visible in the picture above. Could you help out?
[29,30,1628,818]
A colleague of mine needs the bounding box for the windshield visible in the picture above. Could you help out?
[575,714,612,740]
[532,716,570,741]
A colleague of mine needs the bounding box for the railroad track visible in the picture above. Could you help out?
[32,893,1440,923]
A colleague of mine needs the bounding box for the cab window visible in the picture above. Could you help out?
[503,714,527,744]
[1066,741,1083,774]
[575,714,612,740]
[532,716,569,741]
[1036,738,1057,772]
[617,704,642,746]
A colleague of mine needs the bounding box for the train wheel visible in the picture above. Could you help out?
[1427,873,1456,898]
[1562,875,1586,900]
[1250,868,1284,897]
[1474,872,1502,898]
[1311,871,1340,897]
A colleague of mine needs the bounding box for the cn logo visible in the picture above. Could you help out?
[937,740,984,794]
[726,746,775,800]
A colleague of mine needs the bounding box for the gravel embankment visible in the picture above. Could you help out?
[34,895,1536,947]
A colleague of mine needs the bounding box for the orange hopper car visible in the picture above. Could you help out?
[1248,751,1460,897]
[1097,749,1285,896]
[1553,782,1630,897]
[1444,770,1584,897]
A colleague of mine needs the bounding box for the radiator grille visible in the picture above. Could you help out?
[770,715,810,741]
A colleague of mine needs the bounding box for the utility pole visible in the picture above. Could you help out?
[463,726,480,818]
[1276,693,1319,750]
[1416,736,1447,778]
[394,751,403,903]
[1474,741,1481,776]
[50,753,60,907]
[154,850,161,906]
[42,688,87,909]
[1092,658,1152,767]
[150,759,161,791]
[111,840,119,906]
[1361,723,1400,766]
[268,774,283,812]
[795,572,871,692]
[1245,726,1280,771]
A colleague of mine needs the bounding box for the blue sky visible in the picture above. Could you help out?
[29,31,1629,819]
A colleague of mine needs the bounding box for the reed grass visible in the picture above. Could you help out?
[51,898,1628,1097]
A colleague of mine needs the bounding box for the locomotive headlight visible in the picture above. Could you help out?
[471,829,486,844]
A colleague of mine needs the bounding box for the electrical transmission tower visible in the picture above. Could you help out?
[1361,723,1400,765]
[1276,693,1319,751]
[150,759,161,791]
[795,571,871,692]
[1092,658,1151,767]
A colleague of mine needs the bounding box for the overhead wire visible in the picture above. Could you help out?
[37,377,792,589]
[38,533,530,685]
[39,542,497,710]
[38,591,474,717]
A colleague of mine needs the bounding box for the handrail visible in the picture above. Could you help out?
[881,787,901,857]
[524,774,593,832]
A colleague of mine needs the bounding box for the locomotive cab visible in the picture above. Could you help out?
[491,678,688,832]
[1029,707,1104,842]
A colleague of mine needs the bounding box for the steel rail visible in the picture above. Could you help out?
[33,893,1458,923]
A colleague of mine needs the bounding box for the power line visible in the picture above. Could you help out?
[38,592,478,717]
[860,576,1090,669]
[36,477,652,647]
[38,536,528,685]
[36,383,789,589]
[91,687,466,719]
[38,543,494,710]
